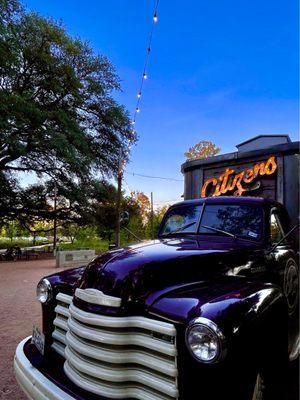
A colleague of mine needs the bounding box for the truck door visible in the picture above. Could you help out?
[268,207,299,356]
[269,208,298,315]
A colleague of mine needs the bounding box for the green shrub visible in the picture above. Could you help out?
[0,239,51,249]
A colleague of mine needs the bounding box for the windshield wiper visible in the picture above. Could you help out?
[162,221,197,236]
[201,225,236,238]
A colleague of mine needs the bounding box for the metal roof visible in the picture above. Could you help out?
[236,134,291,148]
[182,140,299,173]
[169,196,282,208]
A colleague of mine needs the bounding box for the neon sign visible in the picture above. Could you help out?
[201,156,277,198]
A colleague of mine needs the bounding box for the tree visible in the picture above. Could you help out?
[4,220,18,242]
[0,0,135,221]
[184,140,220,161]
[145,205,168,238]
[130,191,150,218]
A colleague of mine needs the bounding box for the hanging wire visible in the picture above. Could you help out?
[132,0,160,125]
[154,199,182,204]
[120,0,161,175]
[125,171,183,182]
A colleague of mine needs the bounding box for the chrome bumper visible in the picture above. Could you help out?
[14,337,75,400]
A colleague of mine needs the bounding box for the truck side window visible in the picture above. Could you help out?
[270,210,285,244]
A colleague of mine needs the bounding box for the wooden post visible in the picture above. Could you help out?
[151,192,154,240]
[115,152,122,247]
[53,181,57,251]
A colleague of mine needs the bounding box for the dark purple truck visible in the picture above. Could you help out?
[14,196,299,400]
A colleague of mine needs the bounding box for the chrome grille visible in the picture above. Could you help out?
[52,292,178,400]
[52,292,72,357]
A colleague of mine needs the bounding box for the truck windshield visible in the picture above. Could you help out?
[160,205,202,235]
[199,204,263,241]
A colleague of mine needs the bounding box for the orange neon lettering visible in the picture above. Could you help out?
[201,177,218,198]
[233,172,246,196]
[243,168,254,183]
[220,168,235,194]
[253,162,266,178]
[200,156,277,197]
[264,156,277,175]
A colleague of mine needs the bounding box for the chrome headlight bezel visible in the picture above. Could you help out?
[185,317,227,364]
[36,278,53,304]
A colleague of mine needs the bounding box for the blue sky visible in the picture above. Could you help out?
[24,0,299,206]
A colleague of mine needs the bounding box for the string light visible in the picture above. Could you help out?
[131,0,160,128]
[119,0,160,177]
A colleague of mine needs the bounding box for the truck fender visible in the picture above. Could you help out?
[198,283,288,367]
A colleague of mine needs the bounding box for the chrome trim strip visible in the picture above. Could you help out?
[65,346,177,397]
[54,305,70,319]
[56,293,72,305]
[52,329,67,346]
[75,288,121,308]
[70,303,176,336]
[51,341,65,358]
[68,317,177,356]
[64,361,176,400]
[53,316,68,332]
[66,331,177,377]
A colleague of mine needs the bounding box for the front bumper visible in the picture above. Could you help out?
[14,337,75,400]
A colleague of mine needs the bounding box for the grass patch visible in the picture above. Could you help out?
[58,238,109,253]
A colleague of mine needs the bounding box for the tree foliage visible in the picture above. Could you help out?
[184,140,220,161]
[0,0,135,222]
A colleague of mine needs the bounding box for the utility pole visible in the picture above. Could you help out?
[53,181,57,252]
[151,192,154,240]
[115,151,123,247]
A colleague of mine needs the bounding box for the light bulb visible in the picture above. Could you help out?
[153,12,158,23]
[137,92,141,98]
[136,107,140,113]
[143,73,147,80]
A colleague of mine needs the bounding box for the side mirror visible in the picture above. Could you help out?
[120,211,130,226]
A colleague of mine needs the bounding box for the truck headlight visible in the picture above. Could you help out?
[185,317,226,363]
[36,279,53,304]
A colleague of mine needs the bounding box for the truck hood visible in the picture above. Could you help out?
[79,237,261,308]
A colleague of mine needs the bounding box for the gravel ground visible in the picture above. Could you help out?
[0,258,298,400]
[0,258,56,400]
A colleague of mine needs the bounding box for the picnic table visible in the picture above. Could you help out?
[0,243,54,262]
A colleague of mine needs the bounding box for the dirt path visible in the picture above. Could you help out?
[0,259,56,400]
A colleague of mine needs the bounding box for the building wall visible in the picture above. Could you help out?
[182,142,299,226]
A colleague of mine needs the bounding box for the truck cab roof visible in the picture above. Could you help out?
[169,196,284,210]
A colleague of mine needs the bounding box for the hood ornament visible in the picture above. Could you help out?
[75,288,121,308]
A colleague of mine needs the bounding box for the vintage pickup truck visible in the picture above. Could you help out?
[14,195,298,400]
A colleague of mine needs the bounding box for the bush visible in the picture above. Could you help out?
[0,239,51,249]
